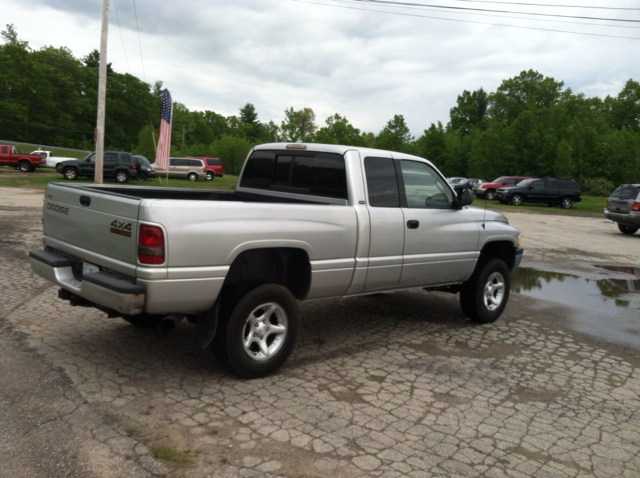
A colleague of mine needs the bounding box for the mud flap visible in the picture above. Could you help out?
[194,298,220,349]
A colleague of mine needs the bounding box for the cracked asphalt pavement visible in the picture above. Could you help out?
[1,187,639,477]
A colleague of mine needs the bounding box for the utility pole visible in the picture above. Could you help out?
[95,0,110,184]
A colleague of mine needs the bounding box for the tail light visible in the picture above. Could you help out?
[132,163,138,170]
[138,225,165,264]
[633,202,640,212]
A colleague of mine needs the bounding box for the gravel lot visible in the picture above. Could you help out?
[1,187,639,478]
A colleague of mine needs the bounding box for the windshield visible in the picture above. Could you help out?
[516,179,534,187]
[491,177,505,183]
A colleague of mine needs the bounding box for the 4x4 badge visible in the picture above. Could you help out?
[110,220,132,237]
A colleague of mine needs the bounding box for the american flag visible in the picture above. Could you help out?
[155,89,172,171]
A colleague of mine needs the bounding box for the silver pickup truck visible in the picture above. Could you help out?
[30,143,523,378]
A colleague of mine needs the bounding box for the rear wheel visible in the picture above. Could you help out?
[618,224,638,235]
[63,168,78,180]
[18,161,32,172]
[115,171,128,183]
[188,172,198,182]
[212,284,300,379]
[460,258,510,324]
[484,189,496,200]
[560,197,573,209]
[510,194,523,206]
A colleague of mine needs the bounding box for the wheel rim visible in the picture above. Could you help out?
[117,172,127,182]
[20,163,29,172]
[64,169,75,179]
[562,198,571,208]
[485,191,495,200]
[242,302,288,361]
[189,174,196,181]
[512,195,522,205]
[483,272,505,311]
[206,172,213,180]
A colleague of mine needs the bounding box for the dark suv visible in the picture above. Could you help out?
[496,178,582,209]
[604,184,640,235]
[56,151,138,183]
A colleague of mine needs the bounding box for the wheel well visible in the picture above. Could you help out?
[479,241,516,271]
[223,248,311,300]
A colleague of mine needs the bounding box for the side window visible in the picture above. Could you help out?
[240,152,276,188]
[530,181,544,191]
[400,160,453,209]
[104,153,118,163]
[120,153,132,164]
[364,157,400,207]
[505,178,517,186]
[1,146,7,154]
[290,153,347,199]
[87,153,96,163]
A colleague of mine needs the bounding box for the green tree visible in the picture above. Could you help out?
[239,103,262,141]
[375,114,414,153]
[610,79,640,132]
[279,107,317,142]
[82,49,113,75]
[315,113,364,146]
[450,88,488,135]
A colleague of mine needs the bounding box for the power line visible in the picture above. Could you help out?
[293,0,640,39]
[112,0,131,73]
[132,0,147,83]
[348,0,640,23]
[400,0,640,10]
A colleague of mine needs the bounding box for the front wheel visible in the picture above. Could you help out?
[510,194,523,206]
[18,161,32,172]
[115,171,128,183]
[560,197,573,209]
[484,190,496,200]
[618,224,638,235]
[206,171,214,181]
[136,171,147,181]
[460,258,510,324]
[187,172,198,182]
[212,284,300,379]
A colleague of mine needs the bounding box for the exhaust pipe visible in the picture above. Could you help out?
[159,314,183,332]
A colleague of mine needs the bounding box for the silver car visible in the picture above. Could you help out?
[604,184,640,235]
[152,157,207,181]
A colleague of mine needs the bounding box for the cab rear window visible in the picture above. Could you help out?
[241,151,348,199]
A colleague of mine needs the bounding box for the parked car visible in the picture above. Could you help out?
[133,155,157,181]
[473,176,532,200]
[188,156,224,180]
[56,151,138,183]
[30,149,77,168]
[0,144,45,172]
[496,178,582,209]
[604,183,640,235]
[152,157,207,181]
[446,177,466,185]
[453,178,486,194]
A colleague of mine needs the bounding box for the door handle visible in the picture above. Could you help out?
[407,220,419,229]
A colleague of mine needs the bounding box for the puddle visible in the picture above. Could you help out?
[512,267,639,313]
[511,267,640,348]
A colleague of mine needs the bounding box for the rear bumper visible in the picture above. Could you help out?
[29,249,145,315]
[604,209,640,227]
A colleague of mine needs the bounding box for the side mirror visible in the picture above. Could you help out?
[458,188,474,206]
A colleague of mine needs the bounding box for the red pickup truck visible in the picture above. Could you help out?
[0,145,46,172]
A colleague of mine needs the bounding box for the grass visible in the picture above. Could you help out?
[0,166,606,216]
[0,167,239,191]
[152,446,196,465]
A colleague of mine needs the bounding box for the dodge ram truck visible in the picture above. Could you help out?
[30,143,523,378]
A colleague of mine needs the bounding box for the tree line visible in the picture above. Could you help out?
[1,24,638,192]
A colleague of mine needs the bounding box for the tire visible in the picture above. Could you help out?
[484,190,496,200]
[123,313,162,328]
[212,284,300,379]
[560,197,573,209]
[460,258,510,324]
[618,224,639,235]
[206,171,214,181]
[510,194,523,206]
[115,171,128,183]
[136,171,147,181]
[18,161,32,172]
[187,172,198,182]
[63,168,78,180]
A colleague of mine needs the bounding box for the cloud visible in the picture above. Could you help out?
[4,0,640,135]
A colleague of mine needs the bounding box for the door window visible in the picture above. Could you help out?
[400,161,453,209]
[530,181,544,191]
[364,157,400,207]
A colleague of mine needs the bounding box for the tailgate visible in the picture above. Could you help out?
[43,183,142,275]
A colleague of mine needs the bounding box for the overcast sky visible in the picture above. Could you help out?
[4,0,640,137]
